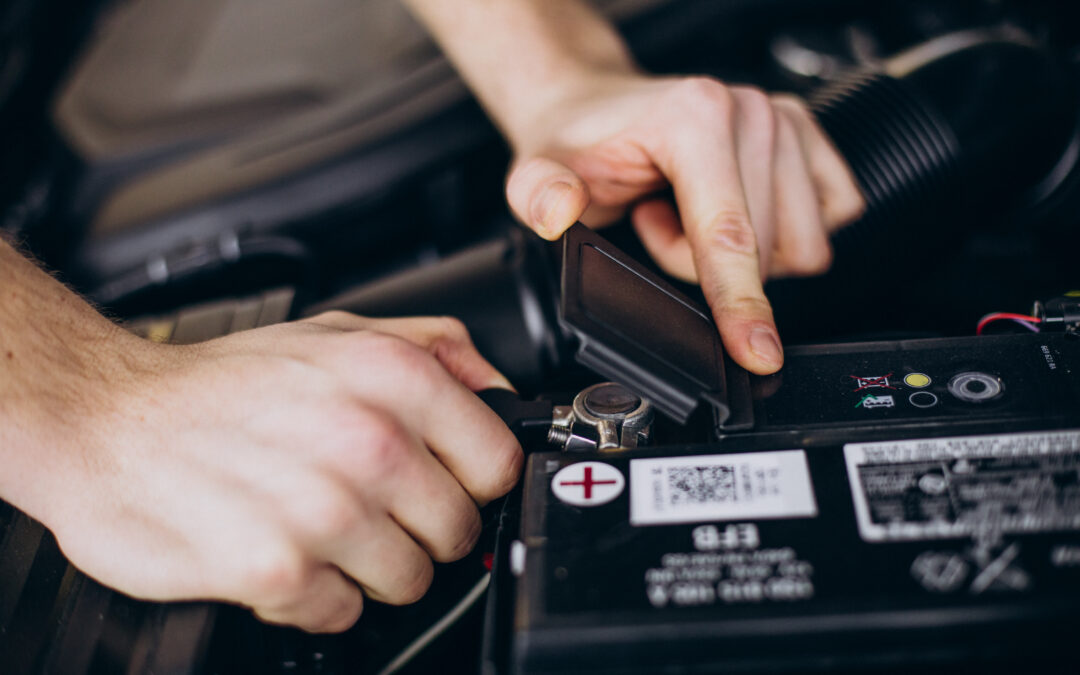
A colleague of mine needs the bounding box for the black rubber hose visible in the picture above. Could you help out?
[810,34,1079,259]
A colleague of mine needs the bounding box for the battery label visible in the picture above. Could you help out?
[629,450,817,526]
[845,430,1080,542]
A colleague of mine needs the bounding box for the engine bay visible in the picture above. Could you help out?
[3,1,1080,673]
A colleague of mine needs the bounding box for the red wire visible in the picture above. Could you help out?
[976,312,1042,335]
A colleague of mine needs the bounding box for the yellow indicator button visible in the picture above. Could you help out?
[904,373,931,388]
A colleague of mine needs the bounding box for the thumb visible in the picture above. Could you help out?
[506,157,590,240]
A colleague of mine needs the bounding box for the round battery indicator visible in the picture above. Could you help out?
[904,373,932,388]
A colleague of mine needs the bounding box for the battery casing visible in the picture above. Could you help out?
[491,333,1080,674]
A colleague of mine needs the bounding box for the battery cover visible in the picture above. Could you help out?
[559,223,748,426]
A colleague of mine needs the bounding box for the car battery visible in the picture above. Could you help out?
[481,225,1080,674]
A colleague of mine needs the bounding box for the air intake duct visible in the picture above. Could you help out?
[810,31,1079,259]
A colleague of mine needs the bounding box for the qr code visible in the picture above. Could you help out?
[667,465,736,505]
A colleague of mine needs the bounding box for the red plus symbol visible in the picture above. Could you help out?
[559,466,617,499]
[552,462,624,507]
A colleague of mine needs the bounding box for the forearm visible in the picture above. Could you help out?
[401,0,639,146]
[0,240,145,523]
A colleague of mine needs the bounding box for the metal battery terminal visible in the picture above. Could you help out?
[548,382,654,452]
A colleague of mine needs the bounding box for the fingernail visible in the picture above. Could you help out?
[489,372,517,393]
[532,182,573,236]
[749,327,783,368]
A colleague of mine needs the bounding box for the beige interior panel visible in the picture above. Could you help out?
[54,0,670,235]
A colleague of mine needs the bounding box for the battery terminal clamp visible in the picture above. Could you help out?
[547,382,655,452]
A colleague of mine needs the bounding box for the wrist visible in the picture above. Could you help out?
[0,243,163,527]
[402,0,640,152]
[1,327,148,525]
[501,67,642,155]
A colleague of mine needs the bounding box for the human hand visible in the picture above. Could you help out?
[505,76,865,374]
[38,313,521,633]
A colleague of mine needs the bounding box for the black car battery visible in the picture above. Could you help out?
[482,224,1080,675]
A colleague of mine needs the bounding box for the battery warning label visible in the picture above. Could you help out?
[845,430,1080,542]
[629,450,818,526]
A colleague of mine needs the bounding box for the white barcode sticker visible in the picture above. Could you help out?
[629,450,817,526]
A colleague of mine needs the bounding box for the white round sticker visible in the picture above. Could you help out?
[551,461,625,507]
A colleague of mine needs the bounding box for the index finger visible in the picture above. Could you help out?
[644,84,783,375]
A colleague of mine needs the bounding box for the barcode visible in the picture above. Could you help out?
[667,466,736,505]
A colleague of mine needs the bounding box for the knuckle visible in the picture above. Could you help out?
[320,595,363,634]
[717,294,774,319]
[675,77,735,121]
[244,547,311,604]
[735,88,778,148]
[770,92,802,110]
[702,210,758,256]
[380,334,434,376]
[436,507,483,563]
[678,76,731,103]
[355,416,410,481]
[500,443,526,491]
[352,330,402,358]
[838,194,866,225]
[776,112,799,143]
[391,557,435,605]
[301,492,359,541]
[484,437,524,500]
[356,332,439,388]
[315,310,353,325]
[736,87,773,118]
[435,315,470,342]
[428,317,475,361]
[772,93,812,124]
[512,157,549,184]
[822,188,866,231]
[313,586,364,633]
[794,243,834,276]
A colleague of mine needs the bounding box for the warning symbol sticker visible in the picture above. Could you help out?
[856,394,895,409]
[911,542,1031,595]
[850,373,897,392]
[551,462,625,507]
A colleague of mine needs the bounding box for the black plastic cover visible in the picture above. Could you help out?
[560,223,749,427]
